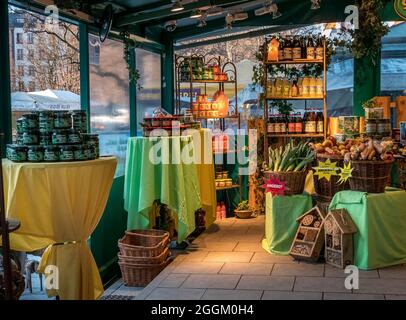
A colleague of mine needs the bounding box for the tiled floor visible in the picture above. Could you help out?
[105,216,406,300]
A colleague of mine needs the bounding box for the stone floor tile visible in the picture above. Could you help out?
[203,251,254,263]
[385,295,406,300]
[146,288,205,300]
[219,262,273,275]
[356,278,406,295]
[324,293,384,300]
[294,277,350,293]
[237,275,294,291]
[324,265,379,278]
[181,274,241,289]
[158,274,189,288]
[201,289,263,300]
[112,285,144,297]
[190,241,238,252]
[251,252,298,264]
[378,265,406,279]
[177,251,209,262]
[172,261,224,274]
[262,291,322,300]
[271,263,324,277]
[233,242,266,252]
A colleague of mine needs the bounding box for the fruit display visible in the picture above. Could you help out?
[268,141,315,172]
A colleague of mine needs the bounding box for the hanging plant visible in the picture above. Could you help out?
[346,0,391,64]
[120,31,141,89]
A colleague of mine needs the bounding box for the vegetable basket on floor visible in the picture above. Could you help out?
[118,229,171,286]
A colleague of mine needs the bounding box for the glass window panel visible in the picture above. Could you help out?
[89,35,130,177]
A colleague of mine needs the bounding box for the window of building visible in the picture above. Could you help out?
[17,49,23,60]
[136,48,162,135]
[28,81,36,92]
[16,33,23,44]
[18,65,24,77]
[27,32,34,44]
[28,49,34,59]
[89,35,130,177]
[28,65,35,76]
[18,81,25,91]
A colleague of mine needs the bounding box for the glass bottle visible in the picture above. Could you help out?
[301,37,307,59]
[274,115,281,134]
[291,80,299,97]
[295,113,303,133]
[316,111,324,134]
[292,37,302,60]
[278,38,285,61]
[268,116,275,134]
[280,115,287,134]
[283,37,293,61]
[306,37,315,60]
[316,36,324,60]
[288,114,296,134]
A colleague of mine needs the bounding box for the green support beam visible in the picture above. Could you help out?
[115,0,251,27]
[79,22,91,130]
[129,48,137,137]
[0,0,12,154]
[162,33,175,114]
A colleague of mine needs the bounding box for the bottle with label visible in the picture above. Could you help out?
[306,37,315,60]
[221,202,226,219]
[304,110,317,134]
[280,115,287,134]
[291,81,299,97]
[273,115,280,134]
[283,37,293,61]
[282,78,291,97]
[267,116,275,134]
[278,38,285,61]
[316,36,324,60]
[288,114,296,134]
[292,37,302,60]
[309,77,317,97]
[275,79,283,97]
[295,113,303,133]
[301,37,307,59]
[302,77,310,97]
[297,77,303,96]
[316,111,324,134]
[316,77,323,97]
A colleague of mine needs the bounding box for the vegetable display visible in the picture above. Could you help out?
[268,141,315,172]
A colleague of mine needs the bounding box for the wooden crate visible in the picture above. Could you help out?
[396,96,406,128]
[289,206,326,262]
[324,209,357,268]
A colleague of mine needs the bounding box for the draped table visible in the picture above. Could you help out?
[330,189,406,270]
[2,157,117,300]
[124,129,216,243]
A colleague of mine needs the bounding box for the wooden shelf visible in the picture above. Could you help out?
[265,59,324,65]
[180,80,235,84]
[266,96,324,100]
[216,184,240,191]
[196,114,239,120]
[267,133,324,138]
[0,218,21,234]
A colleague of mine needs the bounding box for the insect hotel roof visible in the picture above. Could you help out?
[296,206,327,223]
[326,209,357,234]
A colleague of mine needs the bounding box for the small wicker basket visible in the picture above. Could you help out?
[265,169,308,195]
[119,258,171,287]
[118,229,170,258]
[349,160,393,193]
[118,248,170,265]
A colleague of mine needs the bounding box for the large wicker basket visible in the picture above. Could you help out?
[349,160,393,193]
[313,154,350,202]
[118,248,170,265]
[119,258,171,287]
[265,169,308,195]
[118,229,170,258]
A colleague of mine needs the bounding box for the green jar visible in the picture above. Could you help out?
[52,129,68,145]
[74,145,86,161]
[16,118,24,134]
[83,134,99,158]
[39,111,54,133]
[68,129,82,144]
[27,145,44,162]
[6,144,27,162]
[83,144,91,160]
[59,145,75,161]
[22,130,39,145]
[44,145,60,162]
[15,134,24,145]
[22,113,39,130]
[72,111,87,133]
[40,133,52,146]
[54,112,72,129]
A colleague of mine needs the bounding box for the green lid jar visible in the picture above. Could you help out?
[68,129,82,144]
[82,144,91,160]
[16,118,24,134]
[83,134,99,158]
[40,133,52,146]
[15,134,24,146]
[22,130,39,145]
[54,111,72,129]
[74,145,86,161]
[86,145,96,160]
[44,145,60,162]
[52,129,68,145]
[22,113,39,130]
[59,145,75,162]
[39,111,55,133]
[27,145,44,162]
[6,144,27,162]
[72,111,88,133]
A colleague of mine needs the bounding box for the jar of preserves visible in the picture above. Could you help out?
[27,145,44,162]
[365,119,377,135]
[83,134,100,158]
[267,116,275,134]
[54,111,72,129]
[44,145,60,162]
[59,145,75,161]
[23,130,39,145]
[16,118,24,134]
[22,113,39,130]
[6,144,27,162]
[68,129,82,144]
[74,145,86,161]
[72,111,87,133]
[39,133,52,146]
[52,129,68,145]
[39,111,54,133]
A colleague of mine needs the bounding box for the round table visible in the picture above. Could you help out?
[2,157,117,300]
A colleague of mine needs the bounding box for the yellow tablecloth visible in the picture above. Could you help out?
[2,157,117,300]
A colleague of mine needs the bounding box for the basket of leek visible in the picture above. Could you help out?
[265,141,315,195]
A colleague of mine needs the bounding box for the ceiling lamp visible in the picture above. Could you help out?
[171,1,184,12]
[190,10,203,19]
[310,0,321,10]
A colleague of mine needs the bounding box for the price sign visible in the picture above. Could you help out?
[263,177,287,197]
[312,158,340,182]
[337,162,353,185]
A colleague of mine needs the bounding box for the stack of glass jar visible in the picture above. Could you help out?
[7,110,100,163]
[267,109,324,135]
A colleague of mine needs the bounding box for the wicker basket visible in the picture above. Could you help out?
[118,229,170,258]
[313,154,350,202]
[119,257,172,287]
[234,209,253,219]
[118,248,170,265]
[265,169,308,195]
[349,160,393,193]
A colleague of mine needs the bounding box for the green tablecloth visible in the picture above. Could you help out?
[330,189,406,270]
[262,193,313,255]
[124,136,202,243]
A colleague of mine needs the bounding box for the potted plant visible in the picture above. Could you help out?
[363,98,383,119]
[234,200,254,219]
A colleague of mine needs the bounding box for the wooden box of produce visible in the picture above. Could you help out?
[289,206,326,262]
[266,142,314,195]
[324,209,357,269]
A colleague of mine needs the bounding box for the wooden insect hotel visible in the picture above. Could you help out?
[324,209,357,268]
[289,206,326,262]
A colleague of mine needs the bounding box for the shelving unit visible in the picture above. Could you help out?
[262,39,328,163]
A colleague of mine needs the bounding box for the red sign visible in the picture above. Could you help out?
[263,177,287,197]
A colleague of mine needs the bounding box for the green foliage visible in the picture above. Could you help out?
[270,100,293,116]
[236,200,251,211]
[362,98,379,109]
[120,31,141,89]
